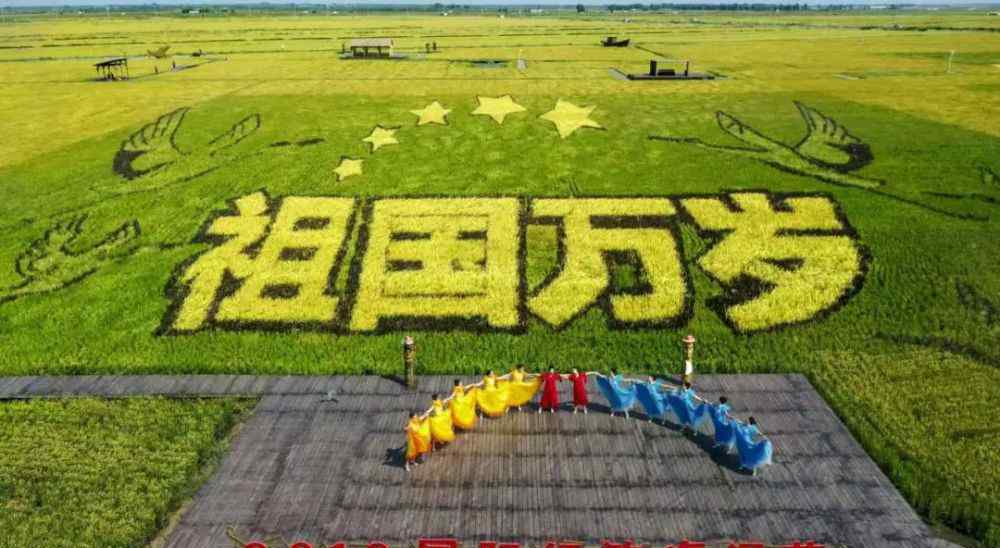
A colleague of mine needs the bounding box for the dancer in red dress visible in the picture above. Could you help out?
[538,366,561,414]
[566,368,589,414]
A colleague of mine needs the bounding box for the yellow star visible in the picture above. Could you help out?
[410,101,451,126]
[362,126,398,152]
[540,99,603,139]
[472,95,526,125]
[333,157,363,181]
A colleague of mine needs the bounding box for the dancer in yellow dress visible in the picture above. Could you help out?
[476,369,510,417]
[450,379,478,430]
[502,365,541,411]
[405,411,432,472]
[428,394,456,445]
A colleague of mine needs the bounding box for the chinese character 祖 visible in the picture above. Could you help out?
[169,193,355,331]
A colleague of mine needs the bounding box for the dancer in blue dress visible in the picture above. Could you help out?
[709,396,737,453]
[635,376,669,423]
[665,382,709,432]
[735,416,773,475]
[595,369,638,418]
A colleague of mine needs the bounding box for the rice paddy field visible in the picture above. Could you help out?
[0,8,999,547]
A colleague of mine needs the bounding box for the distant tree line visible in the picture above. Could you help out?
[8,2,918,16]
[606,3,901,11]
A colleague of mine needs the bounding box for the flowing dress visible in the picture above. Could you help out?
[504,369,541,408]
[450,385,478,430]
[595,374,637,413]
[635,380,668,419]
[735,422,774,471]
[567,372,589,406]
[406,417,432,461]
[665,388,709,429]
[429,400,456,443]
[539,372,561,410]
[477,374,509,417]
[709,403,737,452]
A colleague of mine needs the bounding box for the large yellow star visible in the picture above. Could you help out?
[472,95,526,125]
[362,126,398,152]
[540,99,603,139]
[410,101,451,126]
[333,157,363,181]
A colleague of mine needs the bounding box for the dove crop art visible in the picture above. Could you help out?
[922,166,1000,210]
[651,102,882,189]
[0,216,140,304]
[109,107,323,194]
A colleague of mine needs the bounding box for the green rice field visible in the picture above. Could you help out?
[0,8,998,546]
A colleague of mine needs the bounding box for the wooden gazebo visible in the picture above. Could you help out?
[94,57,129,81]
[348,38,393,59]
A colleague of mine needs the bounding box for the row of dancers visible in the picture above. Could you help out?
[404,366,774,474]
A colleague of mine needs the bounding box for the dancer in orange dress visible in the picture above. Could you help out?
[404,411,432,471]
[428,394,456,446]
[450,379,477,430]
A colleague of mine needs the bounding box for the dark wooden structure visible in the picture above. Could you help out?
[601,36,630,47]
[627,59,716,81]
[0,373,953,548]
[348,38,394,58]
[94,57,129,81]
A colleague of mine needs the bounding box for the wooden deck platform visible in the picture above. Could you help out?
[626,72,717,80]
[0,375,957,548]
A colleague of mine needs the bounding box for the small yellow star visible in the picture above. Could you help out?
[333,157,363,181]
[540,99,602,139]
[410,101,451,126]
[472,95,526,125]
[362,126,398,152]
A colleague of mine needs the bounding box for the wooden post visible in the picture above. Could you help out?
[682,334,696,385]
[403,336,416,390]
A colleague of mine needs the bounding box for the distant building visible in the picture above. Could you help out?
[348,38,393,58]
